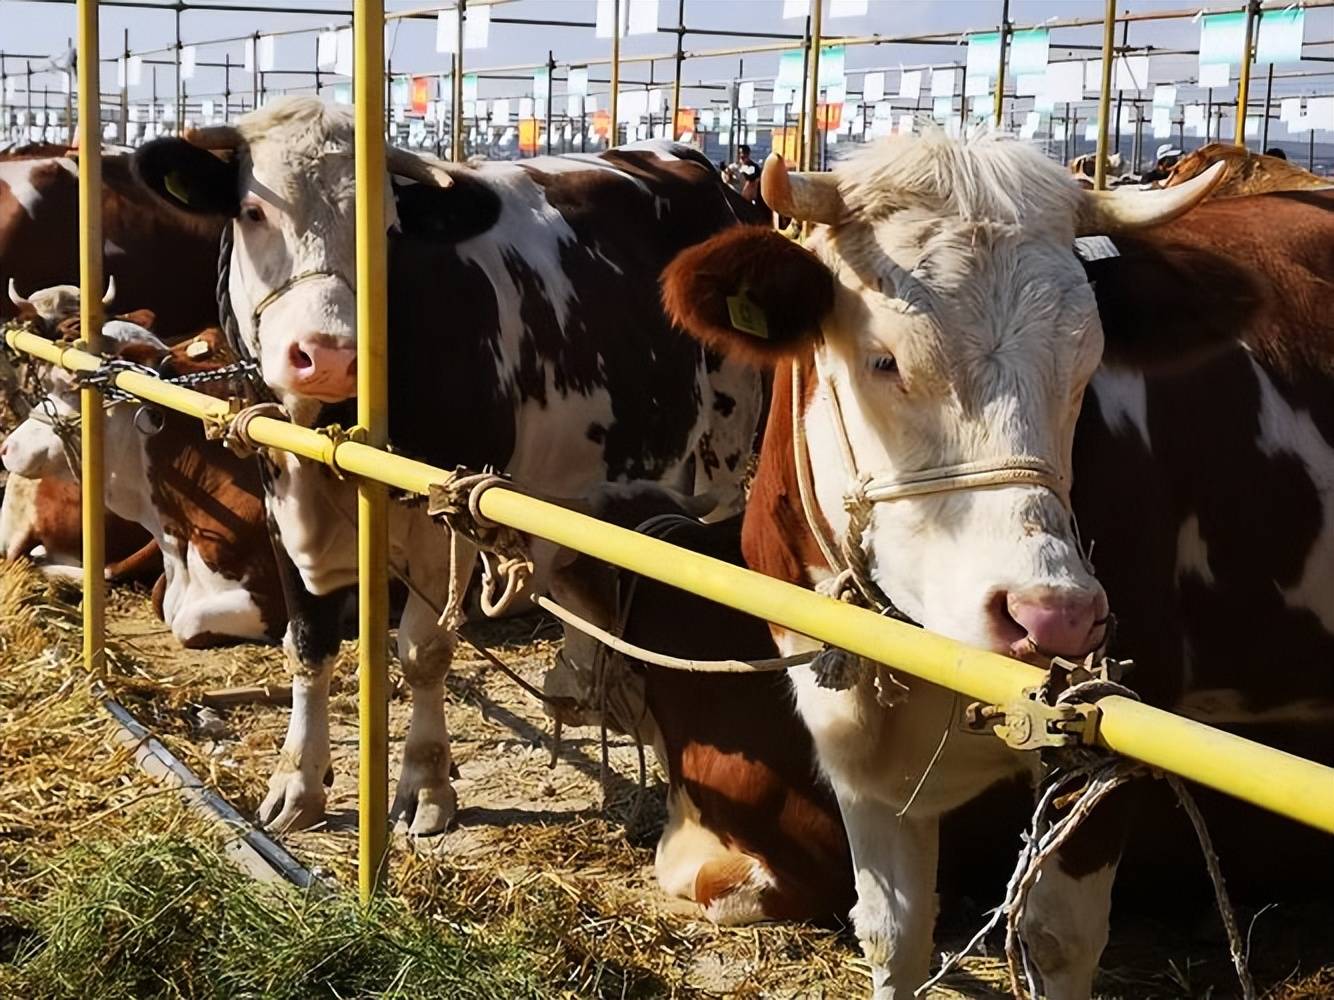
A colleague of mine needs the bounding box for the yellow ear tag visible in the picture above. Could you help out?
[725,285,768,339]
[164,171,190,205]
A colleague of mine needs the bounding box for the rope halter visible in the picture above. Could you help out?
[791,354,1071,625]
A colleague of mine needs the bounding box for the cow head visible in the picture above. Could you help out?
[663,132,1222,661]
[1,314,168,485]
[133,97,459,423]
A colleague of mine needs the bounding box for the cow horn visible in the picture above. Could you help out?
[761,153,845,225]
[8,278,30,310]
[386,145,454,188]
[101,275,116,308]
[184,124,243,150]
[1077,160,1226,235]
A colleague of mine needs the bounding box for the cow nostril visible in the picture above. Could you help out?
[986,590,1027,646]
[289,342,313,371]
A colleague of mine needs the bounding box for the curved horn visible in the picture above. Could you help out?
[1077,160,1226,235]
[8,278,30,310]
[101,274,117,308]
[386,146,455,188]
[184,124,243,151]
[760,153,845,225]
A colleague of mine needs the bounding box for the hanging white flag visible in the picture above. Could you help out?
[781,0,807,18]
[181,45,197,81]
[738,81,754,108]
[1152,84,1176,109]
[128,55,143,86]
[596,0,628,38]
[435,11,459,54]
[1198,62,1229,88]
[897,70,921,100]
[569,68,589,96]
[628,0,659,36]
[464,5,490,49]
[258,36,276,72]
[1279,97,1302,122]
[335,29,354,77]
[862,72,884,103]
[319,29,339,67]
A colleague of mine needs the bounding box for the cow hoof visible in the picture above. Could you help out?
[258,769,327,833]
[391,779,458,837]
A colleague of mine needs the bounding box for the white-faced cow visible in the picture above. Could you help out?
[2,317,285,647]
[131,97,764,835]
[656,130,1334,999]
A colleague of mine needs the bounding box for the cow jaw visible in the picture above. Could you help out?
[803,205,1108,661]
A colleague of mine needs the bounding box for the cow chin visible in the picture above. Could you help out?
[1,424,69,481]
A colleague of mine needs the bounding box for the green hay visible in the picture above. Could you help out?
[0,830,668,1000]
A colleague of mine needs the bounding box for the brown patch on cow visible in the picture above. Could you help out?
[693,854,760,908]
[1165,143,1332,199]
[0,153,221,333]
[28,477,158,583]
[662,227,833,368]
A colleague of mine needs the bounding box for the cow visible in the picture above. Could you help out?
[543,481,854,926]
[0,150,221,332]
[0,473,161,584]
[1164,141,1332,197]
[1068,151,1138,188]
[130,96,765,835]
[655,131,1334,999]
[1,315,285,648]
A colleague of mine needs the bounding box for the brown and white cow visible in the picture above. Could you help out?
[545,482,854,926]
[654,131,1310,998]
[1163,141,1332,198]
[130,97,765,835]
[2,317,285,647]
[0,151,221,332]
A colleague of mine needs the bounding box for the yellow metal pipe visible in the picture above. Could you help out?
[610,0,620,144]
[354,0,391,903]
[8,334,1334,835]
[1235,1,1258,146]
[77,0,106,679]
[1094,0,1117,191]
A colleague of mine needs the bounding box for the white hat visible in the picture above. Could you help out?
[1156,143,1182,161]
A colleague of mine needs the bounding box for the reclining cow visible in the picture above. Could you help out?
[660,134,1334,997]
[543,481,854,926]
[1,313,284,648]
[131,97,765,835]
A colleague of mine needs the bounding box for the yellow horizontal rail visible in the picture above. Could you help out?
[9,327,1334,836]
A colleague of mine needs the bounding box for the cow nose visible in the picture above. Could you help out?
[287,338,357,396]
[999,586,1108,659]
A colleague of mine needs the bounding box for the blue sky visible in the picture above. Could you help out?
[0,0,1330,143]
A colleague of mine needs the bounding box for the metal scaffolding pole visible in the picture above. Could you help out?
[353,0,390,902]
[1093,0,1117,190]
[1235,0,1259,146]
[803,0,822,171]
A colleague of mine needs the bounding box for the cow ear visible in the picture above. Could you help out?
[1086,236,1266,371]
[134,138,240,218]
[391,174,501,244]
[662,225,833,368]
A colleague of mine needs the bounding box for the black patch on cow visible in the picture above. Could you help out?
[586,422,607,445]
[391,172,502,244]
[713,392,736,417]
[134,138,241,218]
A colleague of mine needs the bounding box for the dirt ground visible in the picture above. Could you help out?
[5,573,1328,999]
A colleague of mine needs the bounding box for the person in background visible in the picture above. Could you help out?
[1141,143,1183,184]
[1265,146,1288,160]
[734,144,761,203]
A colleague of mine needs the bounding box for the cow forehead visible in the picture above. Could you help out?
[236,99,357,208]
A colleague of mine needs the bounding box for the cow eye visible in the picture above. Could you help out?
[868,354,898,376]
[240,203,265,224]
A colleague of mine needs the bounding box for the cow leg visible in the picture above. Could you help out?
[838,795,940,1000]
[258,545,349,832]
[105,537,162,584]
[390,524,469,837]
[654,784,774,926]
[1019,788,1131,1000]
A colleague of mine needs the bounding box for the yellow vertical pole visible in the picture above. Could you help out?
[610,0,621,145]
[803,0,822,171]
[354,0,390,902]
[992,0,1010,127]
[77,0,105,679]
[1234,0,1258,147]
[1093,0,1116,191]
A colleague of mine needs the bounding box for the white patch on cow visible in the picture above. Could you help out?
[165,542,267,644]
[104,238,125,258]
[1020,859,1118,998]
[1252,359,1334,632]
[0,157,75,218]
[1175,514,1214,586]
[1090,367,1151,450]
[506,382,620,495]
[454,162,580,383]
[0,475,40,560]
